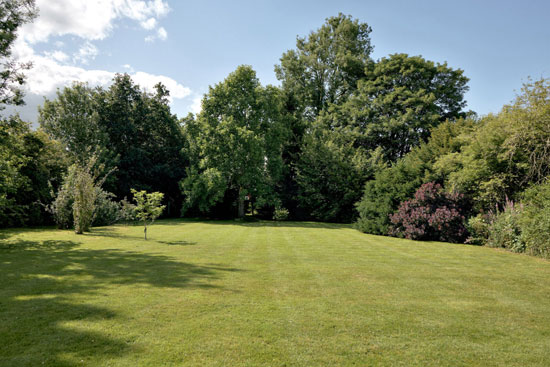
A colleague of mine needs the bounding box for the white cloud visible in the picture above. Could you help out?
[24,55,114,96]
[157,27,167,40]
[190,96,202,114]
[141,17,157,30]
[145,26,168,42]
[44,50,69,63]
[4,0,192,124]
[9,52,192,123]
[133,71,190,101]
[19,0,171,44]
[73,41,99,65]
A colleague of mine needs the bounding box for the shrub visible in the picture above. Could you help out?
[273,206,289,221]
[518,182,550,258]
[465,213,493,245]
[93,190,121,226]
[49,165,121,229]
[486,198,524,252]
[119,198,137,223]
[48,182,73,229]
[389,182,467,243]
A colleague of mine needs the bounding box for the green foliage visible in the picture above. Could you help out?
[322,53,470,162]
[39,82,109,163]
[180,167,226,215]
[355,120,472,234]
[517,181,550,258]
[48,179,73,229]
[273,206,289,221]
[72,164,97,234]
[93,190,121,227]
[296,132,374,222]
[275,14,374,217]
[49,158,114,233]
[181,66,287,218]
[131,189,165,239]
[275,13,373,121]
[437,78,550,211]
[486,199,524,253]
[477,179,550,258]
[465,213,492,246]
[0,116,30,224]
[0,116,68,227]
[39,75,187,217]
[0,0,37,107]
[119,198,137,223]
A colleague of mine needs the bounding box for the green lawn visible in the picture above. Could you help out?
[1,220,550,366]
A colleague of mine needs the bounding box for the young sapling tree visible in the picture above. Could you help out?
[131,189,165,240]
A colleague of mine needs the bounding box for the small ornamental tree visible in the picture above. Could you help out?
[389,182,467,243]
[73,164,97,234]
[131,189,165,240]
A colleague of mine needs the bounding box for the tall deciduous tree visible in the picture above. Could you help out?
[434,78,550,211]
[0,0,36,108]
[97,75,187,215]
[321,53,470,162]
[0,116,67,227]
[39,82,110,163]
[181,65,286,218]
[275,13,373,122]
[275,14,373,218]
[39,75,187,216]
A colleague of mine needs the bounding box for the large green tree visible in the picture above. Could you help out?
[98,75,186,215]
[295,133,384,222]
[0,0,36,108]
[275,14,374,218]
[320,53,470,162]
[39,82,109,163]
[0,116,67,227]
[435,78,550,211]
[275,13,373,122]
[39,75,187,216]
[181,65,286,218]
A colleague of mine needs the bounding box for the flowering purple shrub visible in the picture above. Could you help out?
[389,182,468,243]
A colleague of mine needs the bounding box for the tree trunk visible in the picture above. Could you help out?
[144,222,147,240]
[238,188,245,218]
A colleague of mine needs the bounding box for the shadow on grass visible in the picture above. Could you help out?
[176,218,351,230]
[85,228,197,246]
[0,238,240,366]
[157,240,197,246]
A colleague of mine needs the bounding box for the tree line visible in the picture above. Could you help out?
[2,7,549,258]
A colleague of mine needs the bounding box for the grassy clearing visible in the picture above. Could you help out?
[1,219,550,366]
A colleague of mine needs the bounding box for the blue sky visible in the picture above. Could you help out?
[8,0,550,123]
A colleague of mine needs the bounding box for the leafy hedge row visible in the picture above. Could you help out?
[355,79,550,258]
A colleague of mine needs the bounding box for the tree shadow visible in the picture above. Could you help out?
[156,240,197,246]
[0,239,77,251]
[0,238,241,366]
[162,218,353,229]
[85,227,135,239]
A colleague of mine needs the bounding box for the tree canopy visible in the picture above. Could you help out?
[181,65,287,218]
[0,0,36,108]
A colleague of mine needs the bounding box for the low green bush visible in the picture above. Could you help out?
[93,190,121,226]
[518,181,550,258]
[273,206,289,221]
[466,213,492,245]
[486,199,524,253]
